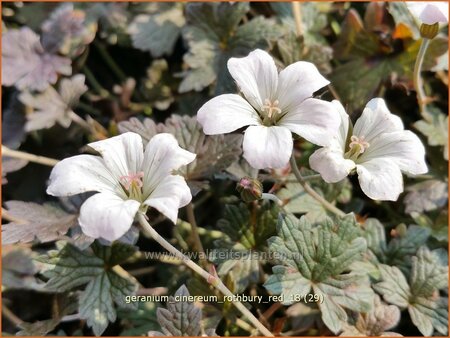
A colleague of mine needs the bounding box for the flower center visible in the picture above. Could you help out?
[262,98,281,125]
[344,135,370,161]
[120,171,144,200]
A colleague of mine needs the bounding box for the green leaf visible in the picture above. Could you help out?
[2,201,77,244]
[375,247,449,336]
[213,202,278,292]
[404,179,448,214]
[179,2,282,93]
[414,110,448,160]
[129,4,184,57]
[139,59,175,110]
[264,213,373,333]
[118,302,159,336]
[38,241,138,335]
[150,285,215,336]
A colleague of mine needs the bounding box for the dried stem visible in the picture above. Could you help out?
[2,146,58,167]
[185,202,207,266]
[289,155,345,217]
[2,304,23,327]
[138,213,273,337]
[292,2,304,37]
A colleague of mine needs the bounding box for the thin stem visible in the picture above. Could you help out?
[76,101,101,116]
[94,41,127,82]
[2,304,23,327]
[289,155,345,217]
[2,146,58,167]
[292,2,304,37]
[185,202,207,266]
[82,66,110,98]
[413,38,431,121]
[137,213,273,337]
[68,111,91,133]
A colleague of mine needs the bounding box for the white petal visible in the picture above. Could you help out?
[360,130,428,175]
[277,61,329,112]
[278,98,340,146]
[197,94,261,135]
[227,49,278,110]
[88,132,144,179]
[309,147,356,183]
[46,154,122,197]
[242,125,293,169]
[331,100,351,149]
[79,193,140,241]
[142,133,196,197]
[143,175,192,223]
[356,159,403,201]
[407,2,448,24]
[353,98,403,143]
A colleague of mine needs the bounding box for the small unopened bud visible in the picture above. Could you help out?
[236,177,263,203]
[420,22,439,39]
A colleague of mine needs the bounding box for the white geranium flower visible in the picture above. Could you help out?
[47,132,196,241]
[407,2,448,24]
[197,49,339,169]
[309,98,428,201]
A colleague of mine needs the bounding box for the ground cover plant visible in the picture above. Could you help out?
[1,1,449,336]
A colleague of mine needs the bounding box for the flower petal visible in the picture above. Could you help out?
[46,154,123,197]
[197,94,261,135]
[356,159,403,201]
[360,130,428,175]
[309,147,356,183]
[227,49,278,110]
[88,132,144,179]
[353,98,403,143]
[242,125,293,169]
[142,133,196,197]
[277,61,329,112]
[79,192,140,241]
[420,3,448,24]
[278,98,340,146]
[143,175,192,223]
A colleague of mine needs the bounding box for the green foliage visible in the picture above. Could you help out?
[37,241,138,335]
[213,202,278,292]
[375,247,448,336]
[179,2,282,94]
[414,109,449,160]
[264,213,374,333]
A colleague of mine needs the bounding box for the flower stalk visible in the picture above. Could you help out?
[289,154,345,217]
[413,37,432,121]
[137,213,274,337]
[291,2,304,37]
[2,145,59,167]
[185,202,207,266]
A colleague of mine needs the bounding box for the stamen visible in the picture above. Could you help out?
[262,99,281,119]
[120,171,144,191]
[349,135,370,154]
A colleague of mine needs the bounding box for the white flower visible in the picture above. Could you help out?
[46,132,196,241]
[309,98,428,201]
[197,49,339,169]
[407,2,448,24]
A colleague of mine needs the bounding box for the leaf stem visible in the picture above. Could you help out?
[2,146,58,167]
[68,111,92,133]
[185,202,207,266]
[2,304,23,327]
[82,66,110,98]
[413,38,431,121]
[93,41,127,82]
[289,155,345,217]
[292,2,304,37]
[137,213,274,337]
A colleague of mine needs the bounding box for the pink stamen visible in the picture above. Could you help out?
[119,171,144,191]
[349,135,370,154]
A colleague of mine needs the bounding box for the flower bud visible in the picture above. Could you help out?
[420,22,439,39]
[236,177,263,203]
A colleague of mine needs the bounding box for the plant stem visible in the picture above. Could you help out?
[137,213,273,337]
[76,101,101,116]
[289,155,345,217]
[2,146,58,167]
[68,111,92,133]
[2,304,23,327]
[292,2,304,37]
[185,202,207,266]
[413,38,431,121]
[94,41,127,82]
[82,66,110,98]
